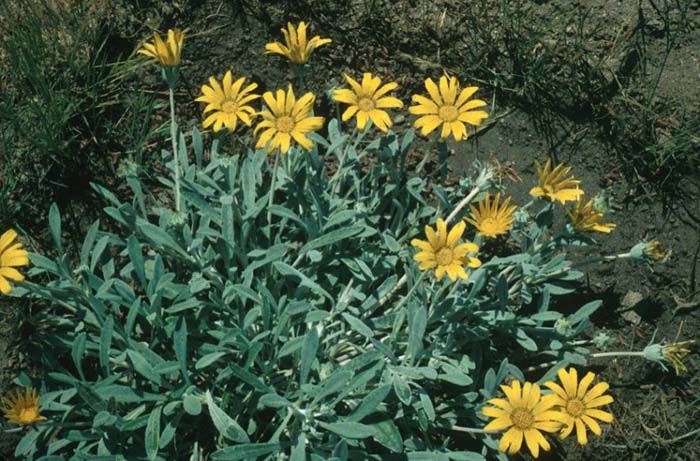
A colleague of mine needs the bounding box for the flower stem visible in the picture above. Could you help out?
[449,425,490,434]
[168,86,182,212]
[445,185,481,224]
[391,271,428,314]
[591,351,645,359]
[330,127,357,194]
[437,140,448,181]
[267,151,280,238]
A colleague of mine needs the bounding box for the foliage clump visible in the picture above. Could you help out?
[1,20,680,461]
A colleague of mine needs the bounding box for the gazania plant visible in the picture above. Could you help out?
[5,20,677,461]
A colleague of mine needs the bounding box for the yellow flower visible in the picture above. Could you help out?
[644,240,666,261]
[529,159,584,205]
[566,195,616,233]
[410,219,480,282]
[544,367,614,446]
[137,29,184,67]
[264,21,331,64]
[195,71,260,133]
[482,380,561,458]
[465,192,517,238]
[254,85,324,154]
[333,73,403,132]
[0,229,29,295]
[629,239,668,263]
[408,75,488,141]
[662,340,694,374]
[1,387,45,425]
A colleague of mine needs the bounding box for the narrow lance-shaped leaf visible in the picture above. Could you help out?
[99,316,114,377]
[173,317,189,384]
[205,391,250,443]
[192,126,203,169]
[407,304,427,362]
[318,421,375,439]
[145,406,162,461]
[127,236,147,289]
[71,332,87,381]
[48,203,62,255]
[300,326,319,385]
[80,220,100,266]
[210,442,283,461]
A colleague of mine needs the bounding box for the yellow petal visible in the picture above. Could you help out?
[582,382,610,403]
[523,428,542,458]
[409,95,439,114]
[455,86,479,108]
[356,111,369,131]
[425,225,439,248]
[291,131,314,151]
[484,417,512,432]
[486,398,512,411]
[375,96,403,109]
[577,372,596,399]
[0,267,25,282]
[559,368,577,397]
[434,265,445,281]
[584,408,613,423]
[581,415,602,436]
[543,381,568,401]
[424,78,442,105]
[458,110,489,126]
[333,88,358,105]
[414,115,442,136]
[265,42,288,55]
[445,221,465,247]
[411,239,433,252]
[374,81,398,99]
[342,105,359,122]
[482,406,510,419]
[0,276,12,294]
[575,418,588,445]
[343,73,363,95]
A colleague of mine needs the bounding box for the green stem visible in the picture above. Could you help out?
[168,86,182,211]
[267,151,280,238]
[591,351,644,359]
[391,272,428,314]
[449,425,490,434]
[445,185,481,224]
[437,140,448,181]
[330,128,357,194]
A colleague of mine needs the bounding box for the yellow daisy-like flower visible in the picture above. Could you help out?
[566,195,616,234]
[0,229,29,295]
[1,387,45,425]
[254,85,325,154]
[529,159,584,205]
[482,380,561,458]
[410,219,480,282]
[264,21,331,65]
[137,29,184,67]
[465,192,517,238]
[544,367,614,446]
[332,73,403,132]
[408,75,488,141]
[195,71,260,133]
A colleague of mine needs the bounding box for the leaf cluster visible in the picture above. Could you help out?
[16,121,601,460]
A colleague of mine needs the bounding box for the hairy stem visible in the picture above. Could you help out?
[168,86,182,211]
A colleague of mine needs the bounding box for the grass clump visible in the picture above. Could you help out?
[0,0,155,233]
